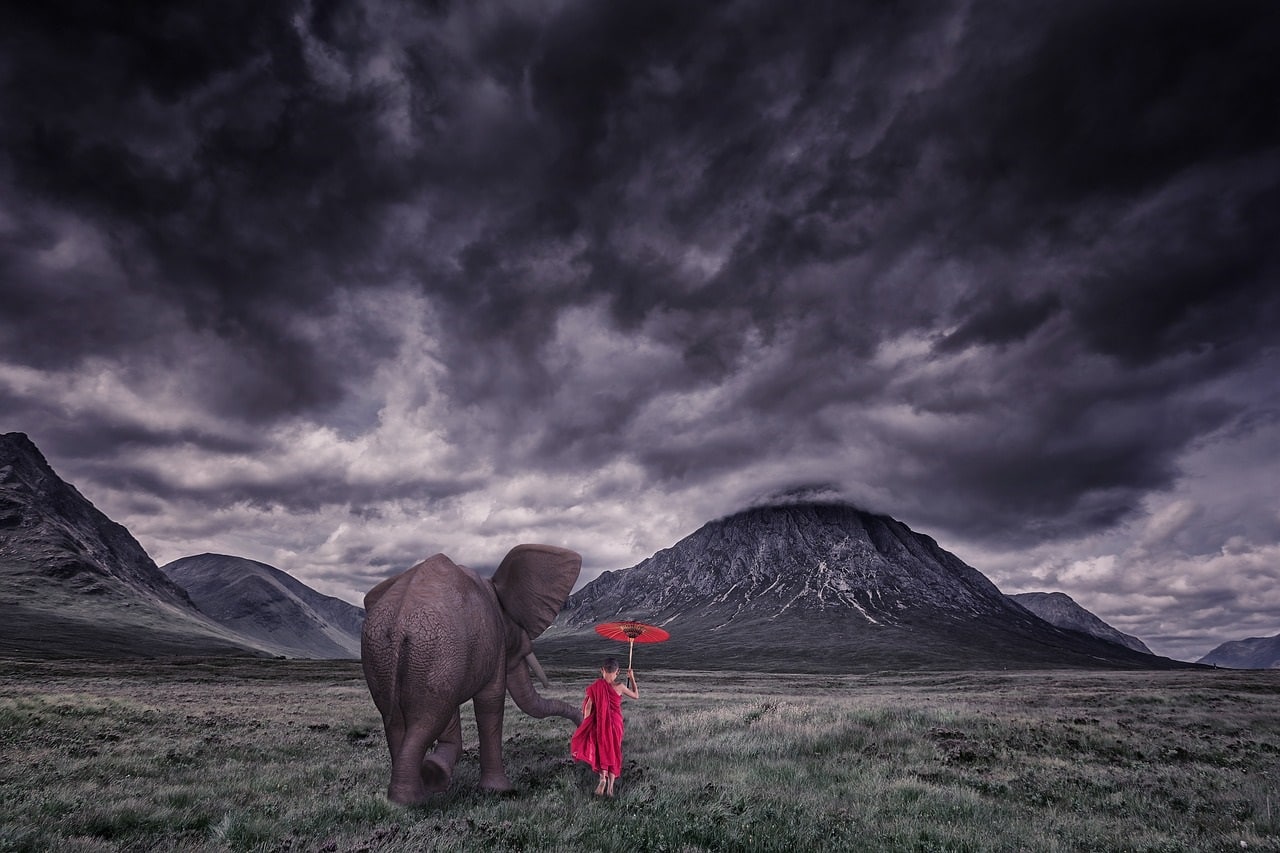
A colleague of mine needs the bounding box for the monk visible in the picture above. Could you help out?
[570,656,639,796]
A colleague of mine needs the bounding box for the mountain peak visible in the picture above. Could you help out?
[1,432,67,496]
[544,501,1185,671]
[0,431,194,609]
[1,433,261,658]
[560,501,1010,630]
[1,431,41,455]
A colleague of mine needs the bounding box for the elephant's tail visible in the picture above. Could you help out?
[388,630,413,732]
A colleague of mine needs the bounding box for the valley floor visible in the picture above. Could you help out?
[0,659,1278,851]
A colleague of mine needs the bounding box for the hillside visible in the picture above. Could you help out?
[163,554,363,659]
[0,432,263,658]
[1010,591,1152,655]
[1198,633,1280,669]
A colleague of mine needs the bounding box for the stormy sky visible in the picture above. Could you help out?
[2,1,1278,661]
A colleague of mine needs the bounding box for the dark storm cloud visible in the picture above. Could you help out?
[1,1,414,421]
[892,396,1238,545]
[2,0,1279,652]
[915,1,1280,243]
[446,0,1252,547]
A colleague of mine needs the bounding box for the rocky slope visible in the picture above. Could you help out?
[541,503,1190,672]
[0,432,263,658]
[1198,633,1280,669]
[163,554,363,659]
[1010,591,1152,654]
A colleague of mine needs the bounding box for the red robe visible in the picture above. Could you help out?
[570,678,623,776]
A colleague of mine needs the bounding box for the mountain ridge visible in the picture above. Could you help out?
[162,553,364,659]
[1010,591,1152,655]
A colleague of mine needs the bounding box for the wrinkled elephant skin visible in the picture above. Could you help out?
[361,544,583,805]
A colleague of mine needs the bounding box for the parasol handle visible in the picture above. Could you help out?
[627,637,634,671]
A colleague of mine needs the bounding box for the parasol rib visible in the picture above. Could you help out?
[593,620,670,669]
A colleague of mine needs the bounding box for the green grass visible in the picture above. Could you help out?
[0,660,1277,851]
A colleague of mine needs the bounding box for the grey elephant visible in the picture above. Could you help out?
[360,544,583,805]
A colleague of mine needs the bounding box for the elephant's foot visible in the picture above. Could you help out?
[386,783,428,807]
[478,770,515,794]
[421,756,452,794]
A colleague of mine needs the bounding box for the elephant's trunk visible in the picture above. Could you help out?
[507,653,582,725]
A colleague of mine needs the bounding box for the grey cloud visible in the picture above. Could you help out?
[43,421,267,464]
[78,459,480,516]
[1,1,421,419]
[939,292,1063,353]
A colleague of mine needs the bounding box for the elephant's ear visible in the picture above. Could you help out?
[491,544,582,639]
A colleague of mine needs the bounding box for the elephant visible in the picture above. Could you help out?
[360,543,583,805]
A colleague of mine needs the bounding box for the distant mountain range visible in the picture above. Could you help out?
[1009,591,1152,654]
[0,432,360,659]
[1198,633,1280,669]
[542,503,1187,672]
[0,431,1235,670]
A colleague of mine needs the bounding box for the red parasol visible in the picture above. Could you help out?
[593,620,670,669]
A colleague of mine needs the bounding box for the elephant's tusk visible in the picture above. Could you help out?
[526,651,550,688]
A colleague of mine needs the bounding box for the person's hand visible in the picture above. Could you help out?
[627,668,635,682]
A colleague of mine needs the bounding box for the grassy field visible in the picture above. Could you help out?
[0,659,1277,852]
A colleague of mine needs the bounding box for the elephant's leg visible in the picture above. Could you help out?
[422,709,462,793]
[381,714,404,766]
[472,690,514,792]
[367,664,404,763]
[387,703,457,806]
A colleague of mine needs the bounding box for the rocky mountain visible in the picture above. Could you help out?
[162,554,363,659]
[0,432,263,658]
[1010,591,1152,655]
[1198,633,1280,669]
[541,503,1191,672]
